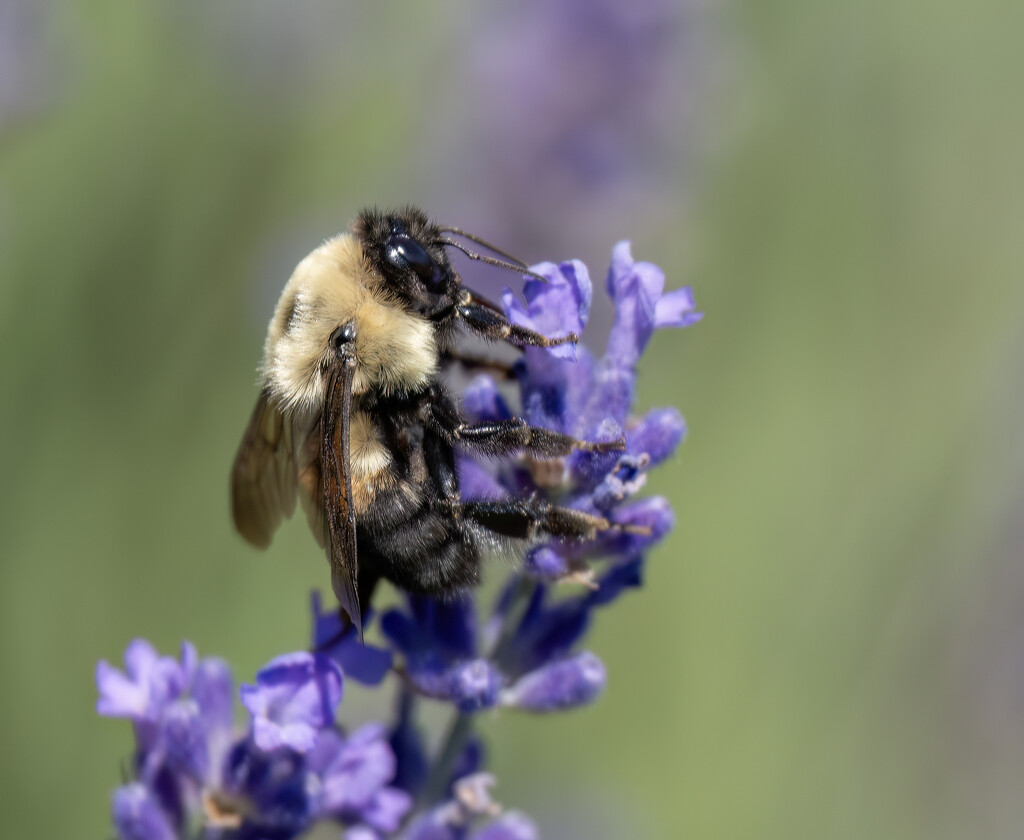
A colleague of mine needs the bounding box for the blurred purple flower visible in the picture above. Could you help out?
[405,774,538,840]
[240,651,343,753]
[0,0,62,133]
[96,639,195,724]
[499,651,606,712]
[112,783,176,840]
[307,725,413,831]
[311,591,394,686]
[426,0,715,275]
[382,596,504,713]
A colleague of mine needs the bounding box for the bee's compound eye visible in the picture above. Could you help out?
[387,234,443,289]
[330,321,357,353]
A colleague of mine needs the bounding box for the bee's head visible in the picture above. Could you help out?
[355,206,459,319]
[261,233,438,413]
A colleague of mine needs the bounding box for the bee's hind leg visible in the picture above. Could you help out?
[460,499,609,543]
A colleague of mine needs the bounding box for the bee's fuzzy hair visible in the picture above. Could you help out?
[261,234,438,413]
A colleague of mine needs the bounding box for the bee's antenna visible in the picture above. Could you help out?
[440,237,549,284]
[438,226,530,268]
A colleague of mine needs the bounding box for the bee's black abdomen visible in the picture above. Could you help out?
[355,386,481,598]
[359,507,481,596]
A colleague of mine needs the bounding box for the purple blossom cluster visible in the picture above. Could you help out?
[97,243,699,838]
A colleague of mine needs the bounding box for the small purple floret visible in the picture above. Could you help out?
[111,783,176,840]
[473,811,540,840]
[96,639,194,723]
[605,240,702,365]
[628,406,687,464]
[502,651,607,712]
[448,659,503,712]
[502,259,591,360]
[311,591,394,686]
[240,651,343,753]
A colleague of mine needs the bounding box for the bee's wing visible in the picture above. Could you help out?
[320,357,362,636]
[231,389,298,548]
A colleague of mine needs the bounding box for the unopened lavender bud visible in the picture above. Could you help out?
[501,651,606,712]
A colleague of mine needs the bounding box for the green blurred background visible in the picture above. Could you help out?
[3,1,1024,837]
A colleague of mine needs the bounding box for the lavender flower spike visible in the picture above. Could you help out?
[99,235,699,838]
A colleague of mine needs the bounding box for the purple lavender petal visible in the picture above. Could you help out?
[462,375,514,422]
[189,657,235,785]
[502,260,591,360]
[383,596,477,661]
[472,811,540,840]
[654,286,703,327]
[334,641,393,687]
[360,786,414,833]
[460,454,509,501]
[600,496,675,557]
[605,241,700,367]
[111,783,176,840]
[520,343,598,436]
[524,545,571,581]
[221,740,312,832]
[156,698,209,780]
[310,592,393,686]
[585,557,645,607]
[96,639,189,722]
[96,660,149,719]
[404,805,460,840]
[501,592,591,677]
[627,407,686,464]
[501,651,606,712]
[345,826,381,840]
[191,657,233,733]
[448,659,502,712]
[605,242,657,366]
[240,651,343,753]
[570,415,629,487]
[313,725,397,815]
[590,452,650,510]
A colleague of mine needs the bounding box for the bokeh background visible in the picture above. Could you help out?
[3,0,1024,837]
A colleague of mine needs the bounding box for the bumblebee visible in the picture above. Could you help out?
[232,207,622,632]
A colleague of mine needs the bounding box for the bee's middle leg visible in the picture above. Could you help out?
[460,499,609,543]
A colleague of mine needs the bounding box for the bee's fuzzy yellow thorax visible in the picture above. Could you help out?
[261,234,438,412]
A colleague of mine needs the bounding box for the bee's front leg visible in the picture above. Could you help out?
[456,292,577,349]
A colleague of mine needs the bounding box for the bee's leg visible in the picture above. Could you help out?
[456,418,625,458]
[456,293,577,349]
[461,499,610,542]
[421,383,624,458]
